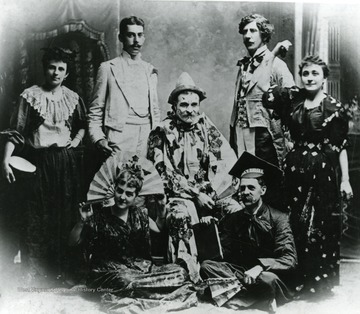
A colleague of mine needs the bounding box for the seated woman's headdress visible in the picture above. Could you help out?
[117,155,145,182]
[87,152,164,206]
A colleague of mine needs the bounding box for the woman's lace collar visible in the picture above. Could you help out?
[21,85,79,123]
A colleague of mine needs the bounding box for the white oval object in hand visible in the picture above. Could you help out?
[9,156,36,173]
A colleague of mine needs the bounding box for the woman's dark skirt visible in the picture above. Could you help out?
[23,146,79,278]
[284,142,341,296]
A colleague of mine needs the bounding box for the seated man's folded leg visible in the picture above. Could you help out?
[248,271,293,311]
[200,260,246,280]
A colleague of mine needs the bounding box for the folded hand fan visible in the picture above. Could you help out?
[206,277,243,307]
[87,152,164,205]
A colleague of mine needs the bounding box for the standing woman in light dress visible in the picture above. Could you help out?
[1,47,86,285]
[263,55,353,299]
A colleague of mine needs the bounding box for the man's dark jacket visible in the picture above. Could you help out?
[221,202,297,277]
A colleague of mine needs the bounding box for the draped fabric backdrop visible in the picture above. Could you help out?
[0,0,120,130]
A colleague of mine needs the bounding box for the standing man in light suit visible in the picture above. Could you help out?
[229,14,295,168]
[88,16,160,159]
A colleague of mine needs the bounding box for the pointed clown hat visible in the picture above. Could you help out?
[168,72,206,105]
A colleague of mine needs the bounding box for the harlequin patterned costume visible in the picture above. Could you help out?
[147,112,238,282]
[263,86,350,296]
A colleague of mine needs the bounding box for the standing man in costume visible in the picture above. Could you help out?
[229,14,295,168]
[200,152,297,313]
[88,16,160,159]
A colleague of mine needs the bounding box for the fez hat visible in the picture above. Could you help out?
[168,72,207,105]
[229,151,283,184]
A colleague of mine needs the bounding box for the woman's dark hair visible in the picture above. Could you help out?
[298,55,330,78]
[239,14,274,44]
[41,47,75,73]
[115,170,143,195]
[119,16,145,39]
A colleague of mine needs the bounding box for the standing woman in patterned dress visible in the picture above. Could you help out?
[1,47,86,285]
[263,55,353,298]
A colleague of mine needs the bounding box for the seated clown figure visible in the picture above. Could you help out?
[200,152,297,313]
[147,72,240,282]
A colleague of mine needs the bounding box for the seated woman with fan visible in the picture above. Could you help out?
[1,47,86,285]
[69,156,197,312]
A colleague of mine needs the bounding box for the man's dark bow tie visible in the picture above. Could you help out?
[237,53,265,71]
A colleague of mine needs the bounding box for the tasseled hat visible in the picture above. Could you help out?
[168,72,206,105]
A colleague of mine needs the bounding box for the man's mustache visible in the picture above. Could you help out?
[241,195,253,201]
[183,111,200,117]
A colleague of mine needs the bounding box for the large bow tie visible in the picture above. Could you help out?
[237,53,265,73]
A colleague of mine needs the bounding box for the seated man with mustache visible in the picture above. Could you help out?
[200,152,297,313]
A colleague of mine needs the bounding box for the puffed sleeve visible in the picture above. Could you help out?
[0,96,29,150]
[263,85,300,128]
